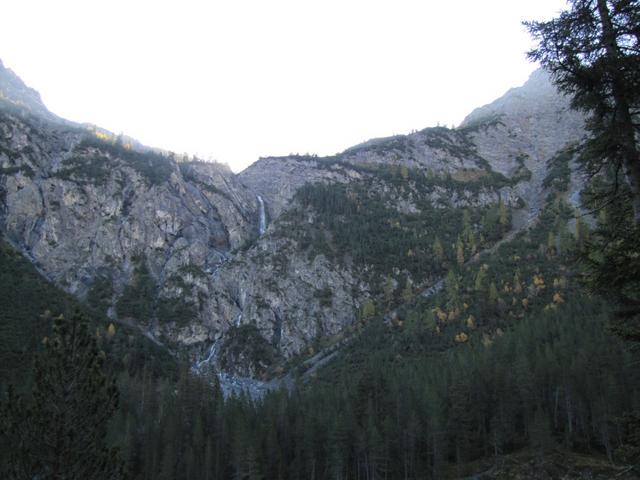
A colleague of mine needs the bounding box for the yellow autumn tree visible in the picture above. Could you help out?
[533,274,546,292]
[498,200,509,229]
[466,315,477,329]
[361,300,376,321]
[433,307,448,323]
[455,332,469,343]
[106,323,116,340]
[447,308,460,322]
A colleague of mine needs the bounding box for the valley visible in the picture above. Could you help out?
[1,56,638,479]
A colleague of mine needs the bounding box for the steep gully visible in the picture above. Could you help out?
[190,195,271,397]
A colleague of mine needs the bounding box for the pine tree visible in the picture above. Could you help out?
[0,311,124,480]
[401,277,414,303]
[462,209,476,251]
[498,200,509,231]
[547,231,556,255]
[456,237,465,266]
[513,272,523,295]
[488,282,499,305]
[573,210,584,246]
[432,236,444,262]
[361,300,376,321]
[446,270,461,310]
[527,0,640,224]
[529,408,555,460]
[383,276,396,307]
[474,267,487,292]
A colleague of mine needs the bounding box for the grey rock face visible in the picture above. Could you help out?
[238,156,364,220]
[0,64,588,377]
[0,103,257,348]
[238,130,491,225]
[210,233,366,363]
[460,69,586,220]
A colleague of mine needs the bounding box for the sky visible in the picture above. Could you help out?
[1,0,567,172]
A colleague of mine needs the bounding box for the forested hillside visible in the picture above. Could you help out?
[101,191,640,479]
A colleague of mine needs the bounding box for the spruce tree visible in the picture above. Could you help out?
[0,311,124,480]
[432,236,444,263]
[456,237,465,266]
[526,0,640,224]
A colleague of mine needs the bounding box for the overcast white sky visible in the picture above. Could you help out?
[1,0,567,172]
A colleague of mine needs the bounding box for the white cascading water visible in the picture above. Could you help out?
[192,336,276,399]
[257,195,267,236]
[193,339,221,371]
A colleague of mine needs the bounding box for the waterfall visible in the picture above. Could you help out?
[257,195,267,236]
[193,339,221,371]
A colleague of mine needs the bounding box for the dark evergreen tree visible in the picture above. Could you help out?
[0,311,124,480]
[526,0,640,224]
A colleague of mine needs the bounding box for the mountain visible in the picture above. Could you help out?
[3,60,640,479]
[0,65,258,352]
[207,68,586,378]
[0,61,584,379]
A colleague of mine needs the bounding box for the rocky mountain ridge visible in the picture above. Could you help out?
[0,61,586,379]
[0,80,259,351]
[0,59,54,120]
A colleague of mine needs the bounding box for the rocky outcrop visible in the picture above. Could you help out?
[460,69,586,220]
[239,130,497,224]
[238,156,364,220]
[210,231,367,364]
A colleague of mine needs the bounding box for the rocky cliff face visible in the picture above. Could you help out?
[0,62,586,378]
[0,75,258,350]
[241,70,584,224]
[238,156,365,220]
[460,69,585,222]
